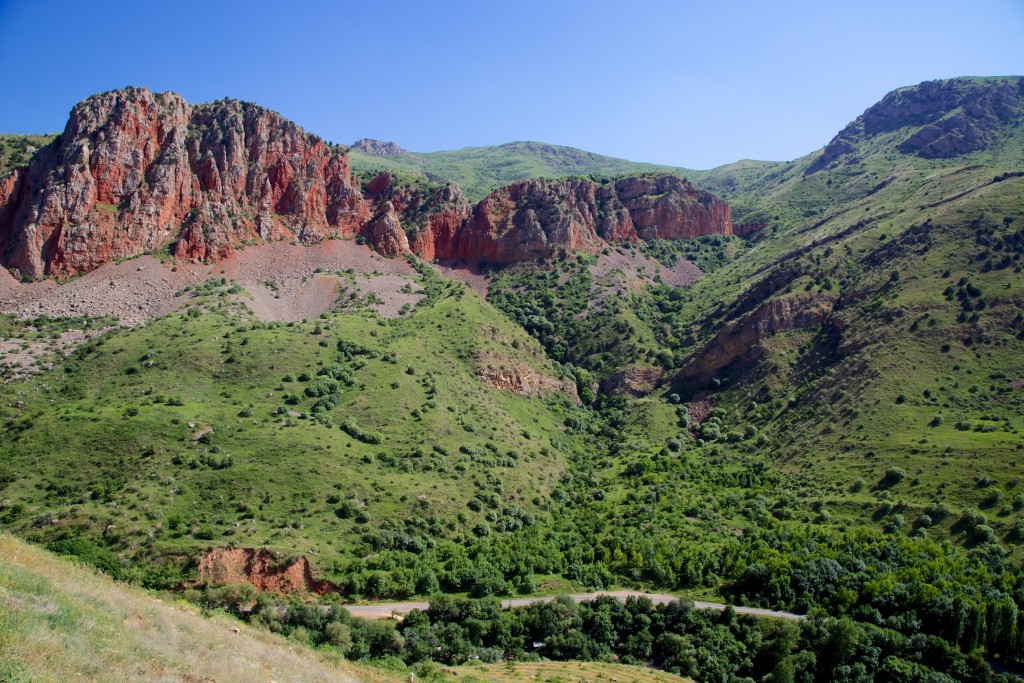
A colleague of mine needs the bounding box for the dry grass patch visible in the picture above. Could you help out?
[0,533,399,683]
[453,660,695,683]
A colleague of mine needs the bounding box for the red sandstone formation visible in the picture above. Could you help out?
[445,175,732,263]
[408,185,471,261]
[196,547,332,595]
[0,88,367,278]
[0,87,734,278]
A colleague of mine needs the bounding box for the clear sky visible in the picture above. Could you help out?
[0,0,1021,168]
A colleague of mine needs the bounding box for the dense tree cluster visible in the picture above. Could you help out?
[189,587,1018,682]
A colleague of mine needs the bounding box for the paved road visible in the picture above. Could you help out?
[341,590,805,621]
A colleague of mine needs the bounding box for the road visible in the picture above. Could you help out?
[341,590,805,621]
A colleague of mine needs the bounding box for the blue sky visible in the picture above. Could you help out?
[1,0,1021,168]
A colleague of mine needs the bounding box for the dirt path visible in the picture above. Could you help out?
[342,591,805,621]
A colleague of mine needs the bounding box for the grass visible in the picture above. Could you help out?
[350,141,692,202]
[0,532,400,683]
[452,660,696,683]
[0,275,586,588]
[0,133,58,177]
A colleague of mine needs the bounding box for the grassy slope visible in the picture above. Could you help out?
[350,141,691,201]
[0,133,58,177]
[644,84,1024,551]
[0,273,585,585]
[0,532,398,683]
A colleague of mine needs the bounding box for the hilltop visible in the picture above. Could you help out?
[350,139,687,201]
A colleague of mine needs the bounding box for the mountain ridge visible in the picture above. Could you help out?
[349,138,693,201]
[0,88,733,279]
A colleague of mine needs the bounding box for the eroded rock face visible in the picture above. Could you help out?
[197,547,332,595]
[675,293,837,388]
[449,175,732,264]
[0,88,733,277]
[822,77,1023,163]
[359,174,472,259]
[600,366,664,397]
[363,203,410,257]
[409,184,472,261]
[0,87,369,278]
[473,350,580,404]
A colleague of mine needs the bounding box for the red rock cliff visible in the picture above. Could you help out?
[442,174,732,264]
[0,87,368,278]
[0,88,733,277]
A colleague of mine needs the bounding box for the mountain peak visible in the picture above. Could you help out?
[822,76,1024,163]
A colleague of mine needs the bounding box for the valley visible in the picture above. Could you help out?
[1,76,1023,682]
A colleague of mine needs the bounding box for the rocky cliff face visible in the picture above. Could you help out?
[196,547,331,594]
[447,174,732,263]
[600,365,664,397]
[822,77,1023,164]
[675,293,837,389]
[0,88,369,278]
[0,88,733,278]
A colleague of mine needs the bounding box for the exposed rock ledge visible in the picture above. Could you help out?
[675,293,837,388]
[600,365,664,397]
[473,350,580,404]
[196,547,332,595]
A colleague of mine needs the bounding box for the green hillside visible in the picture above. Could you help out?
[0,270,586,594]
[485,77,1024,558]
[0,133,58,176]
[2,77,1024,682]
[350,140,688,201]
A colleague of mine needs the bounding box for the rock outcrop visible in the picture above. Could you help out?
[822,77,1023,164]
[350,138,410,158]
[447,175,732,264]
[408,184,472,261]
[0,88,733,278]
[675,293,837,388]
[600,366,664,397]
[0,88,368,278]
[196,547,332,595]
[473,350,580,404]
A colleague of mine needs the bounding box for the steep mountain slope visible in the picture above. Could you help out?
[472,77,1024,564]
[605,76,1024,546]
[350,139,688,201]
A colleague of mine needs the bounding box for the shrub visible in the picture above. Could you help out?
[880,467,907,488]
[340,420,383,445]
